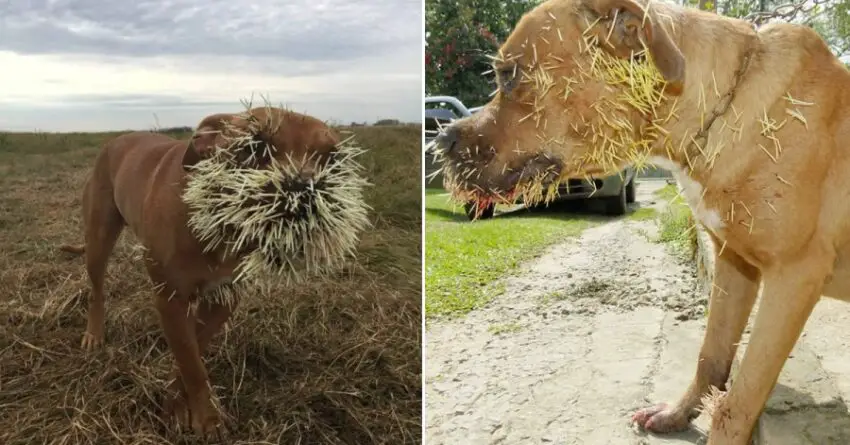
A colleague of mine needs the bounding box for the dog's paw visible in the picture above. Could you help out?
[191,405,225,438]
[166,393,226,438]
[632,403,691,433]
[80,331,103,350]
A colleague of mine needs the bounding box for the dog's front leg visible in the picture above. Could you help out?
[634,239,760,432]
[195,298,238,354]
[154,289,221,435]
[166,299,238,401]
[707,247,830,444]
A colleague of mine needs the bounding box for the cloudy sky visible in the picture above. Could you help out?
[0,0,422,131]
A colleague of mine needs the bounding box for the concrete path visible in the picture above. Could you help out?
[424,180,850,445]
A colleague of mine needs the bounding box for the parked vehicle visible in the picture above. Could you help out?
[425,95,636,220]
[424,96,469,187]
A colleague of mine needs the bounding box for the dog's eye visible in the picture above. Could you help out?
[497,65,518,94]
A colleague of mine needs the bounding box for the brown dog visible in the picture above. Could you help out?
[434,0,850,443]
[60,107,339,435]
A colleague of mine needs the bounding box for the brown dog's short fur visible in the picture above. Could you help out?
[436,0,850,443]
[61,107,339,435]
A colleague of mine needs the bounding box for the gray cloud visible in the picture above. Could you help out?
[0,0,423,130]
[1,0,420,62]
[16,93,229,109]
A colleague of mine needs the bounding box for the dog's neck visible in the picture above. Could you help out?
[645,4,760,184]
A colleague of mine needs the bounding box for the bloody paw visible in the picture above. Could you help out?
[632,403,692,433]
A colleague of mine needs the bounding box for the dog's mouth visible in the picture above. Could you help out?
[248,179,321,221]
[212,177,321,257]
[442,151,564,207]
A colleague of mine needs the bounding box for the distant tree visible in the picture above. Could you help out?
[156,126,193,135]
[374,119,402,126]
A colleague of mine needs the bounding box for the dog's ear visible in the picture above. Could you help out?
[183,113,233,169]
[585,0,685,95]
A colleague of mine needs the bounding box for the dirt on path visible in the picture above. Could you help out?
[425,180,850,445]
[424,181,715,445]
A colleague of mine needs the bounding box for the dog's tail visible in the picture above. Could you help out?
[59,244,86,256]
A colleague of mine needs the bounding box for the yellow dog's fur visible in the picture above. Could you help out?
[435,0,850,442]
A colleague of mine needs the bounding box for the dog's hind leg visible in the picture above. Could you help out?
[633,236,760,433]
[706,245,831,444]
[80,176,124,350]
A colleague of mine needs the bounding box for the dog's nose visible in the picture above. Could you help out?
[434,125,459,154]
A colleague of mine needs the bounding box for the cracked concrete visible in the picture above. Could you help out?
[425,182,712,445]
[425,180,850,445]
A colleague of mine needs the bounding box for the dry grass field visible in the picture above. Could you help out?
[0,124,422,445]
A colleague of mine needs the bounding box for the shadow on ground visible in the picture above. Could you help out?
[633,426,707,445]
[497,198,648,221]
[760,382,850,444]
[631,377,850,444]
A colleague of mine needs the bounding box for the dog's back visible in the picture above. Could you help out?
[94,132,187,234]
[59,132,195,257]
[102,132,183,186]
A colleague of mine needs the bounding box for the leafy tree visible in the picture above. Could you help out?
[425,0,850,107]
[425,0,541,107]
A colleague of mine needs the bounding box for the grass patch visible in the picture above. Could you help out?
[0,124,421,445]
[654,183,680,201]
[627,206,657,221]
[652,184,698,258]
[425,192,598,317]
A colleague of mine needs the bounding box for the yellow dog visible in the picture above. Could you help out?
[433,0,850,442]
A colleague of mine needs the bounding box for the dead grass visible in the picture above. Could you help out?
[0,124,421,445]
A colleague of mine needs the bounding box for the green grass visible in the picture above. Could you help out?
[425,190,598,317]
[653,184,697,257]
[627,206,657,221]
[654,183,680,201]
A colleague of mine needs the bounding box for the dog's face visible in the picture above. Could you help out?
[183,107,339,179]
[181,106,370,282]
[434,0,685,207]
